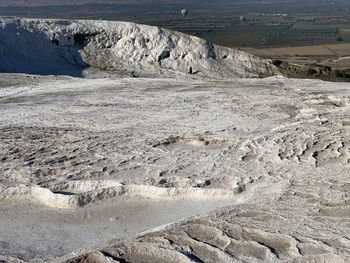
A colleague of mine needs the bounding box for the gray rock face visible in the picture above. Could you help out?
[0,18,277,78]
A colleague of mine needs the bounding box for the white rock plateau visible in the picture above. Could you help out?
[0,18,349,263]
[0,18,276,78]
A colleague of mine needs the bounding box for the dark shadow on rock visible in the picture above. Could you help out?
[0,23,91,77]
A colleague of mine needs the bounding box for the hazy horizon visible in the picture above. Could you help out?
[1,0,348,11]
[1,0,350,49]
[1,0,349,17]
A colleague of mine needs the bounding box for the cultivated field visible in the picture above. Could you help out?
[2,1,350,49]
[248,43,350,59]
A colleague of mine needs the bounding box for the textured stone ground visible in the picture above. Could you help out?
[0,73,349,262]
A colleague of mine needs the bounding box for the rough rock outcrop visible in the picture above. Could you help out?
[0,18,277,78]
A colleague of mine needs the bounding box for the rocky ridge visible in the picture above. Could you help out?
[0,18,277,78]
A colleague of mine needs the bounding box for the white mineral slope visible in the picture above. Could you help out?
[1,17,349,263]
[62,77,350,263]
[0,17,277,78]
[1,73,350,262]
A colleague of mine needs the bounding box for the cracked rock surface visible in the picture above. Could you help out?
[0,73,350,262]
